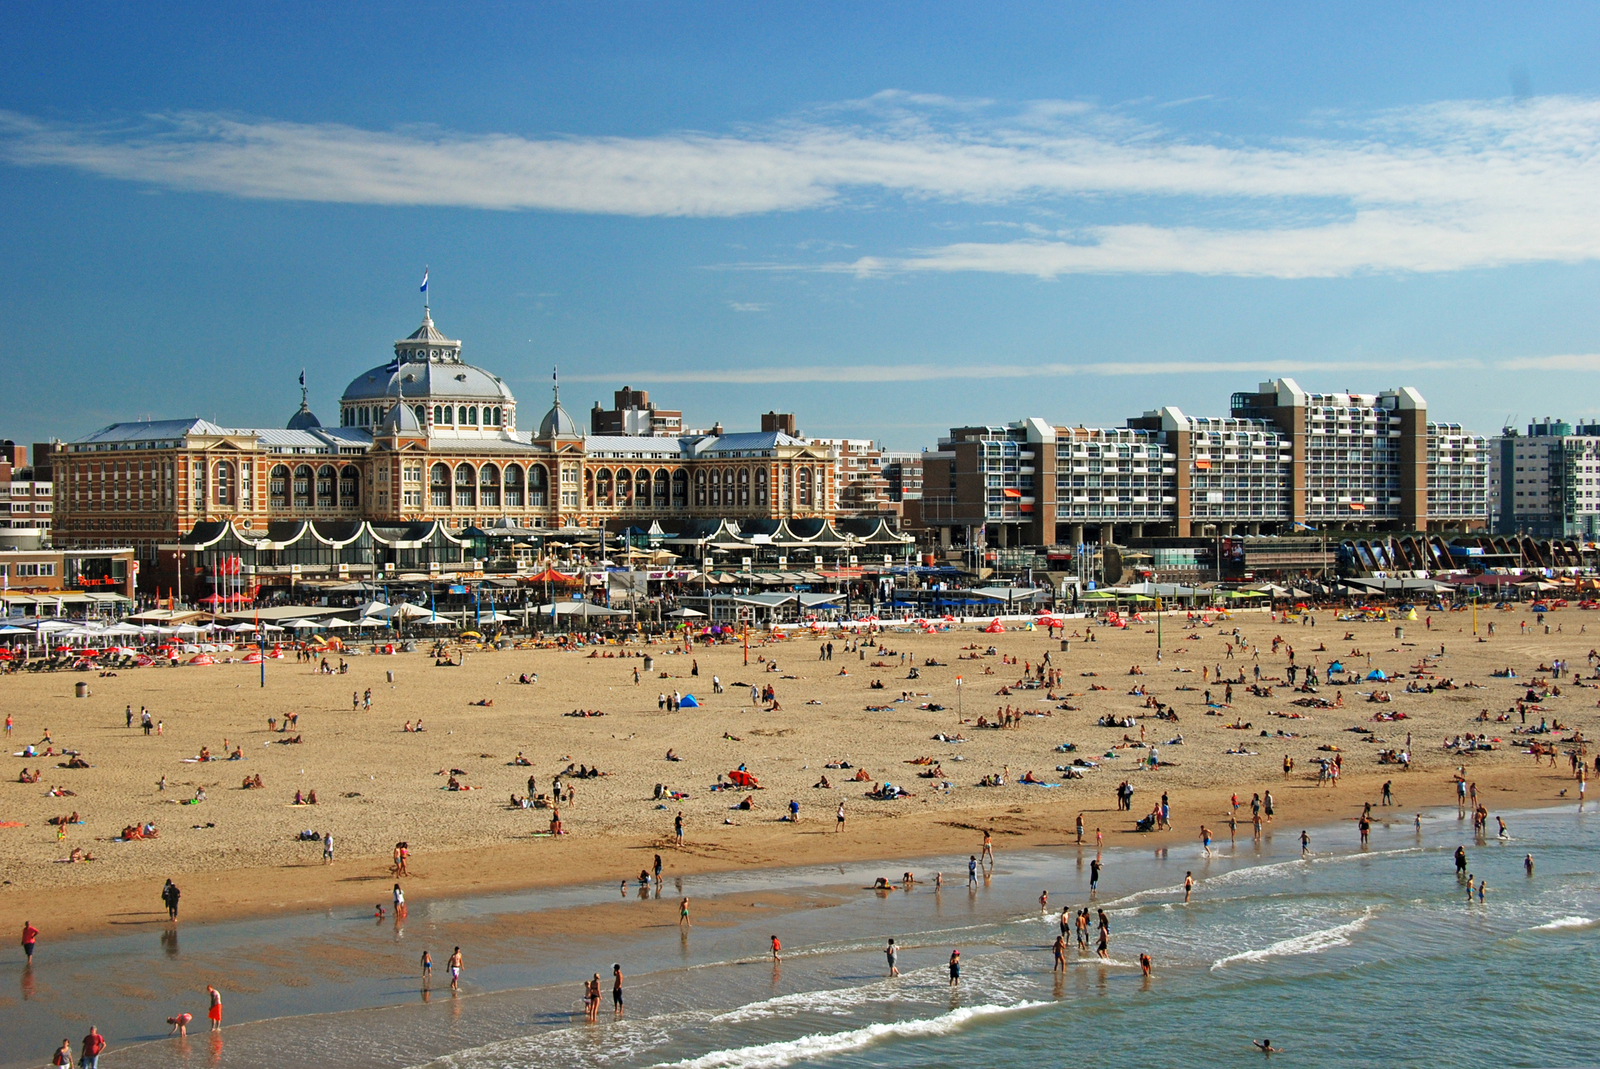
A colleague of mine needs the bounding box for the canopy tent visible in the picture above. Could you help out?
[377,603,439,620]
[279,618,325,630]
[666,607,707,618]
[354,616,393,628]
[528,567,580,584]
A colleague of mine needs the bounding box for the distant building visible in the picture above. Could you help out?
[913,378,1488,550]
[589,386,683,436]
[809,438,894,518]
[1491,418,1600,538]
[0,440,56,537]
[51,310,847,593]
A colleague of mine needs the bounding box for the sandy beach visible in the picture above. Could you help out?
[2,606,1590,938]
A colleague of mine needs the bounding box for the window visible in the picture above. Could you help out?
[293,465,313,508]
[431,463,450,508]
[455,464,476,507]
[14,562,54,577]
[479,464,500,507]
[467,406,478,426]
[339,466,360,507]
[213,461,233,506]
[528,464,548,507]
[316,465,336,508]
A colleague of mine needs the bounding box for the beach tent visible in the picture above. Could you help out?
[1329,661,1345,673]
[679,694,700,707]
[727,768,760,788]
[1366,669,1389,681]
[983,619,1006,633]
[666,607,706,618]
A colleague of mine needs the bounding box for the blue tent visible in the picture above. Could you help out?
[1329,661,1345,673]
[679,694,700,707]
[1365,669,1388,681]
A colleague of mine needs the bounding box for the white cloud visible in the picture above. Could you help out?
[1497,353,1600,371]
[567,357,1478,386]
[5,95,1600,276]
[726,301,770,313]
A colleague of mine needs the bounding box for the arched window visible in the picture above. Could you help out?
[316,465,337,508]
[413,405,426,426]
[527,464,548,507]
[454,464,476,508]
[456,406,468,425]
[798,468,811,507]
[213,461,233,507]
[293,465,313,508]
[616,468,631,507]
[694,470,707,508]
[431,463,450,508]
[738,467,750,508]
[503,464,524,507]
[467,406,478,426]
[596,468,613,507]
[269,465,289,508]
[635,469,651,508]
[339,465,360,507]
[755,467,768,508]
[479,463,500,507]
[494,407,503,426]
[672,469,688,508]
[708,469,721,508]
[434,405,448,425]
[653,469,669,508]
[584,469,595,507]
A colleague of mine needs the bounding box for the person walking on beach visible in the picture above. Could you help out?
[836,800,846,833]
[1200,825,1212,857]
[1263,789,1274,822]
[654,854,663,884]
[947,949,961,986]
[206,984,222,1031]
[1184,872,1194,903]
[968,855,978,886]
[421,951,432,987]
[162,879,180,921]
[1525,853,1535,877]
[886,938,900,976]
[980,827,995,868]
[1139,952,1152,977]
[1052,934,1067,972]
[679,897,691,928]
[770,934,782,961]
[51,1038,72,1066]
[612,964,624,1016]
[1075,813,1085,845]
[323,831,334,864]
[1300,830,1310,856]
[21,920,38,963]
[674,811,684,846]
[1089,857,1101,897]
[447,947,463,992]
[79,1027,106,1069]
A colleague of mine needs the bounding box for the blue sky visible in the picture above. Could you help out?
[6,2,1600,450]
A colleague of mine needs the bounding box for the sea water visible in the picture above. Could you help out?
[9,805,1600,1069]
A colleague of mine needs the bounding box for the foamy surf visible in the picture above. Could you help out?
[654,1001,1046,1069]
[1527,915,1595,931]
[1210,909,1374,970]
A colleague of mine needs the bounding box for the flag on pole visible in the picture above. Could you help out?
[420,268,429,293]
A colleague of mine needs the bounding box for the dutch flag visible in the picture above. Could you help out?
[420,268,429,293]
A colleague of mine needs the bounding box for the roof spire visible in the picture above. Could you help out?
[299,368,308,410]
[552,364,560,406]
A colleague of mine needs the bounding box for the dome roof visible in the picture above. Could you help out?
[340,312,516,406]
[286,402,322,430]
[377,401,423,437]
[538,400,582,439]
[536,370,583,439]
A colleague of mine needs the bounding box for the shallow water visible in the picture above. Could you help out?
[6,805,1597,1069]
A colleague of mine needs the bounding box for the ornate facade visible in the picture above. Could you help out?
[52,311,843,571]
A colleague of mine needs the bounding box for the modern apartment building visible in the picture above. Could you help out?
[0,441,56,536]
[1491,418,1600,538]
[914,378,1489,549]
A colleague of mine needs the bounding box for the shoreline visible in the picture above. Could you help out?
[5,763,1574,943]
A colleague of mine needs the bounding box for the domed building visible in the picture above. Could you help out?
[338,311,518,439]
[55,306,857,587]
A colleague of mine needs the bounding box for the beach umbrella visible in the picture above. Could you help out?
[321,618,360,628]
[666,608,706,618]
[355,616,392,628]
[225,622,260,633]
[0,625,30,635]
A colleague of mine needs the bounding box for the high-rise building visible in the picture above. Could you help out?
[1491,418,1600,538]
[913,378,1488,549]
[589,387,683,436]
[0,440,56,536]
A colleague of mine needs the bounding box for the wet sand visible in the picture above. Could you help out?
[1,606,1589,939]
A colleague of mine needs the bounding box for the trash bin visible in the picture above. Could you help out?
[386,670,394,683]
[1394,626,1404,640]
[74,681,89,698]
[1060,639,1070,652]
[643,655,654,672]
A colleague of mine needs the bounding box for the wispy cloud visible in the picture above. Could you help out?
[567,357,1479,386]
[6,94,1600,277]
[1497,353,1600,371]
[726,301,770,313]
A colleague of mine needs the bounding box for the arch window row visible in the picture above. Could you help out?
[428,463,547,509]
[269,464,362,509]
[430,405,504,428]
